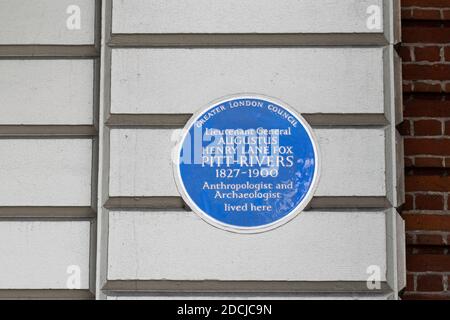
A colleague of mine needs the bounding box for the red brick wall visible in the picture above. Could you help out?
[399,0,450,300]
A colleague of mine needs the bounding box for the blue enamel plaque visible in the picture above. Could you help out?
[173,95,320,233]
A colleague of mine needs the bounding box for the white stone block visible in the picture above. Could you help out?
[0,60,94,124]
[108,210,387,281]
[0,221,90,289]
[0,139,92,206]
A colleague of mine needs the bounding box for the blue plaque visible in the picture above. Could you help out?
[173,95,320,233]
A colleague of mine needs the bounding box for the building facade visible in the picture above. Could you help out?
[0,0,412,299]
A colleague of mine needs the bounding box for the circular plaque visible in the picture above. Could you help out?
[173,94,320,233]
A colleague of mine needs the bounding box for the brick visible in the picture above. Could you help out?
[406,174,450,191]
[402,292,450,300]
[446,82,450,92]
[404,194,414,210]
[412,81,443,93]
[415,194,444,210]
[414,157,444,167]
[414,247,447,255]
[403,27,450,44]
[398,120,412,136]
[445,47,450,61]
[414,119,442,136]
[417,274,444,292]
[410,9,442,21]
[407,254,450,272]
[403,64,450,81]
[402,0,450,298]
[405,157,414,167]
[406,232,416,245]
[402,0,450,8]
[406,273,415,292]
[401,9,413,20]
[444,9,450,20]
[404,138,450,156]
[414,46,442,62]
[403,82,413,92]
[416,234,446,246]
[404,98,450,117]
[398,46,412,62]
[445,120,450,135]
[405,175,450,192]
[404,214,450,231]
